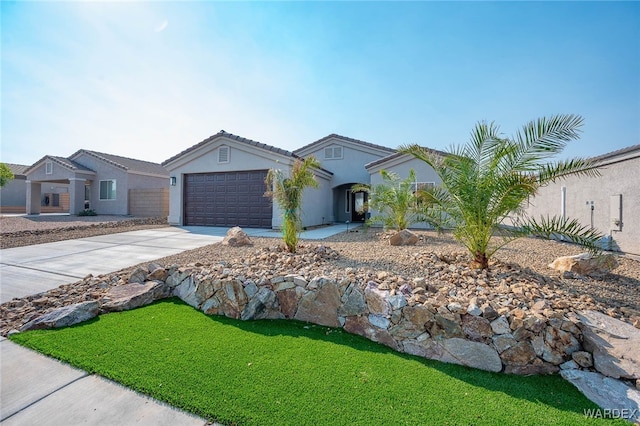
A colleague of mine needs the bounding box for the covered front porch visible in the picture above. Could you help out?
[25,157,95,215]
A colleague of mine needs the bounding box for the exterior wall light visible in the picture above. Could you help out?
[170,176,177,186]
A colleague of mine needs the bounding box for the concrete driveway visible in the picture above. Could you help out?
[0,226,224,304]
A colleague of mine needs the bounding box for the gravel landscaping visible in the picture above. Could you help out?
[1,217,639,337]
[0,215,168,248]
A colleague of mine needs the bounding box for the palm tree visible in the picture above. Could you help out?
[352,169,428,231]
[265,157,320,253]
[400,114,603,269]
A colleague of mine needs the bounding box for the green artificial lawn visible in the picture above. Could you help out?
[10,299,622,426]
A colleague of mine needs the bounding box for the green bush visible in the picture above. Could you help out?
[77,209,97,216]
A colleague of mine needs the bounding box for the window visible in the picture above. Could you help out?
[218,146,230,163]
[100,180,116,200]
[324,146,343,160]
[45,161,53,175]
[411,182,435,193]
[345,190,351,213]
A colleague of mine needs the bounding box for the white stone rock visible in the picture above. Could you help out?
[490,315,511,335]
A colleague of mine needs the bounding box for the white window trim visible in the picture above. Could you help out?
[324,146,343,160]
[218,146,230,164]
[411,182,435,192]
[45,161,53,175]
[99,179,117,201]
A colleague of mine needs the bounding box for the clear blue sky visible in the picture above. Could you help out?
[2,1,639,166]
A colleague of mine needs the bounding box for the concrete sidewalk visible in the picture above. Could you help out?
[0,337,208,425]
[0,223,353,425]
[0,227,224,303]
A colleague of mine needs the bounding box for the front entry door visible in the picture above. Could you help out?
[351,191,367,222]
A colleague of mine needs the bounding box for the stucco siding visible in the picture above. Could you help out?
[302,138,391,187]
[524,155,639,255]
[0,177,27,211]
[166,140,301,226]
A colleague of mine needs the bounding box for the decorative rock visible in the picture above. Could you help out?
[548,253,618,275]
[101,282,165,312]
[241,287,277,320]
[490,315,511,335]
[560,360,579,370]
[219,280,249,319]
[461,315,493,342]
[337,287,367,317]
[128,267,147,284]
[492,334,517,354]
[389,295,408,310]
[500,341,537,366]
[365,283,390,316]
[147,267,168,282]
[505,360,559,375]
[221,227,252,247]
[21,301,99,331]
[389,229,419,246]
[561,370,640,423]
[435,313,463,338]
[481,303,499,321]
[427,338,503,373]
[572,351,594,368]
[578,310,640,380]
[368,314,390,329]
[466,303,482,316]
[276,288,299,319]
[294,281,341,327]
[542,326,580,365]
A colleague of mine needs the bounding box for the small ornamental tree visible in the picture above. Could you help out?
[0,163,14,188]
[265,157,320,253]
[401,114,603,269]
[352,169,430,231]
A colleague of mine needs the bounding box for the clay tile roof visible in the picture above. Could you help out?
[293,133,396,156]
[4,163,30,177]
[365,146,449,170]
[23,155,95,175]
[72,150,168,176]
[590,144,640,163]
[162,130,297,166]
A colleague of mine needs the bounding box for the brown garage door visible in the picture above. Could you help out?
[183,170,272,227]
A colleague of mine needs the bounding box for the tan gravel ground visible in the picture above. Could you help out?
[0,215,168,248]
[1,218,639,335]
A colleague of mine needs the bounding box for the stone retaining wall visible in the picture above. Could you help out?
[157,264,586,375]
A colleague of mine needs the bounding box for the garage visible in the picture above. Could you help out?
[183,170,272,227]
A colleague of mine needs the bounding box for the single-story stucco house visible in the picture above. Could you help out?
[162,131,443,228]
[522,144,640,255]
[24,150,169,217]
[1,163,30,214]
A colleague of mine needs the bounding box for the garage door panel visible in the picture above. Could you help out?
[184,170,272,227]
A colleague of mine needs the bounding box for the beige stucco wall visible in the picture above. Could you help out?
[165,137,332,228]
[128,188,169,217]
[523,154,640,255]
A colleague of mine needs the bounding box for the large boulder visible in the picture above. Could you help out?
[21,301,99,331]
[294,280,341,327]
[222,227,252,247]
[405,338,502,372]
[389,229,419,246]
[561,370,640,424]
[578,310,640,380]
[101,282,166,312]
[548,253,618,275]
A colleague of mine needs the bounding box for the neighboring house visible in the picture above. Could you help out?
[0,163,29,214]
[24,150,169,217]
[522,145,640,255]
[162,131,397,228]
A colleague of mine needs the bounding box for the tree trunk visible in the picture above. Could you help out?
[473,251,489,269]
